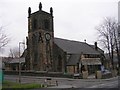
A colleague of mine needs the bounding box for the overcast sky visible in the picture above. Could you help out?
[0,0,119,56]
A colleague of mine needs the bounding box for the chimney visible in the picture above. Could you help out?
[84,39,86,43]
[95,42,98,50]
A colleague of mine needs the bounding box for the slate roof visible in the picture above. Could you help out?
[90,45,104,54]
[9,58,25,64]
[67,54,80,66]
[54,38,100,55]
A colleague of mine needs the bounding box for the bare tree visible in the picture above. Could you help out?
[9,47,19,58]
[0,26,10,49]
[9,44,25,58]
[96,17,120,70]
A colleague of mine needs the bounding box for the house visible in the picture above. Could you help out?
[2,57,25,71]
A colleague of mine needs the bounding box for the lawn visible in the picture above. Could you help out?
[2,81,44,90]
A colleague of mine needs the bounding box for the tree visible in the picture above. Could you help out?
[9,47,19,58]
[9,44,25,58]
[0,26,9,49]
[96,17,120,70]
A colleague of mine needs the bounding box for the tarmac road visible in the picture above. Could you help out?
[4,75,119,90]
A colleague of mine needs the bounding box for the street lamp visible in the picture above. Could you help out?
[19,42,25,83]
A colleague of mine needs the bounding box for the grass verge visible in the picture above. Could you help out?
[2,81,44,90]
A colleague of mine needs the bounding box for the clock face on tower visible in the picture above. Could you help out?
[45,33,51,41]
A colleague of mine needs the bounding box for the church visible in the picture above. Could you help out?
[25,2,104,74]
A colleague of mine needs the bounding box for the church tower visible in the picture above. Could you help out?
[26,2,54,71]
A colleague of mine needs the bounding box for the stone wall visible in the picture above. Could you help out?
[67,66,77,74]
[53,43,67,72]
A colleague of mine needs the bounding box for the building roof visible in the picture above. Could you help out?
[67,54,80,66]
[90,45,104,54]
[9,58,25,64]
[54,38,100,55]
[2,57,13,63]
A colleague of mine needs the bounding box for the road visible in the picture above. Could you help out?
[4,75,119,89]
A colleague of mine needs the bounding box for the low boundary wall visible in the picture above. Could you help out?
[4,70,73,78]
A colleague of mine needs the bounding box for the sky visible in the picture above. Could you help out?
[0,0,119,56]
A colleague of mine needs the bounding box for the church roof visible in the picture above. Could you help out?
[67,54,80,66]
[90,45,104,54]
[54,38,100,55]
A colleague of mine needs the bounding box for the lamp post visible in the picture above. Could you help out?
[19,42,25,83]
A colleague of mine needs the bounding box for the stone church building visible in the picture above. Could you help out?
[25,2,104,74]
